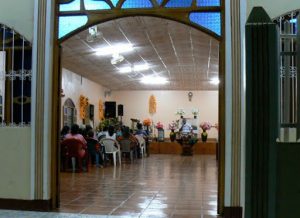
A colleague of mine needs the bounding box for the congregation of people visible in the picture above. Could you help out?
[60,122,149,172]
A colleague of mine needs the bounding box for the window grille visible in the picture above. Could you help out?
[0,24,32,127]
[274,12,299,128]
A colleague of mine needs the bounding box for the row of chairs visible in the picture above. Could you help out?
[61,135,146,172]
[100,135,146,166]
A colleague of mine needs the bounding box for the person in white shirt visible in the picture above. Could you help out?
[179,118,192,134]
[105,125,117,140]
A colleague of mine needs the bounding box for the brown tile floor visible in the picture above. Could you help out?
[59,154,221,218]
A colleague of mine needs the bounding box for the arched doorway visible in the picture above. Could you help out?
[52,0,225,214]
[62,98,77,127]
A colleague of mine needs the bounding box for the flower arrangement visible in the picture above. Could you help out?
[200,121,212,132]
[168,121,178,131]
[143,118,152,127]
[79,95,89,119]
[191,108,199,116]
[156,122,164,129]
[175,109,185,117]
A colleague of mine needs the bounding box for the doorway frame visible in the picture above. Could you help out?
[51,0,226,214]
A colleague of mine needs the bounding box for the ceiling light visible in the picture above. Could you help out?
[119,66,132,73]
[209,77,220,85]
[290,18,297,23]
[133,64,149,71]
[119,64,150,73]
[140,76,169,85]
[110,53,124,65]
[95,43,133,56]
[86,26,103,43]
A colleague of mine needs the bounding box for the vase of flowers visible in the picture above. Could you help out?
[200,121,212,142]
[168,121,178,142]
[156,122,164,142]
[143,118,152,132]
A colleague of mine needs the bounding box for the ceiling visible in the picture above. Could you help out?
[62,16,219,91]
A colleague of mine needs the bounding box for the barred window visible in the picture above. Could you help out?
[274,12,299,128]
[0,24,32,127]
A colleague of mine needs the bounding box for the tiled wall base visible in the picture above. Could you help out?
[0,199,52,211]
[224,206,243,218]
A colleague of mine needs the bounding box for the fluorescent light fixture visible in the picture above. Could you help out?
[95,43,133,56]
[119,64,150,73]
[290,18,297,23]
[119,66,132,73]
[133,64,149,71]
[140,76,169,85]
[209,77,220,85]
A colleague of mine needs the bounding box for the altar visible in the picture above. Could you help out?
[149,139,217,155]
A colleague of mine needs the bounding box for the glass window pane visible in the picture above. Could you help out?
[59,16,88,39]
[84,0,111,10]
[189,12,221,36]
[165,0,192,8]
[122,0,153,8]
[110,0,119,7]
[197,0,220,6]
[156,0,164,5]
[59,0,80,12]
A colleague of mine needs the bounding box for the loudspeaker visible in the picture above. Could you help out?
[118,104,124,116]
[104,101,116,118]
[89,104,94,119]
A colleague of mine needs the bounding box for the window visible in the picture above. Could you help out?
[63,98,77,128]
[0,24,32,127]
[274,12,299,127]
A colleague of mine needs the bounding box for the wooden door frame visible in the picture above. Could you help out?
[51,0,226,214]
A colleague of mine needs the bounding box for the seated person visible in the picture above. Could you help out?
[65,124,87,145]
[86,130,103,168]
[117,126,139,158]
[135,123,148,137]
[105,125,116,140]
[97,126,108,141]
[60,125,70,141]
[179,118,193,134]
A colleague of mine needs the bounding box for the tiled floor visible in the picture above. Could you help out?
[0,154,221,218]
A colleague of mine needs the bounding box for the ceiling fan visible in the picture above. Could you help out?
[86,26,103,43]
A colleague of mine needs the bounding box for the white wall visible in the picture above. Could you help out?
[0,128,32,199]
[110,90,219,139]
[0,0,34,41]
[247,0,300,18]
[61,68,109,128]
[0,1,34,200]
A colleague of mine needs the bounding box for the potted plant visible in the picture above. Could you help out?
[168,121,178,142]
[199,121,212,142]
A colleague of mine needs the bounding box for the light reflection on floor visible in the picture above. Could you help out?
[0,155,221,218]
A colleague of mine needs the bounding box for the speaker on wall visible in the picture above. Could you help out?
[89,104,94,119]
[105,101,116,118]
[118,104,124,116]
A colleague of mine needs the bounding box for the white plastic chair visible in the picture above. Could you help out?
[135,135,146,158]
[100,138,121,166]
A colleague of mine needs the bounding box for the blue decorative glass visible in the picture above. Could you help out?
[59,0,80,12]
[156,0,164,5]
[122,0,153,8]
[110,0,119,7]
[84,0,111,10]
[197,0,220,6]
[165,0,192,8]
[189,12,221,35]
[59,16,88,38]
